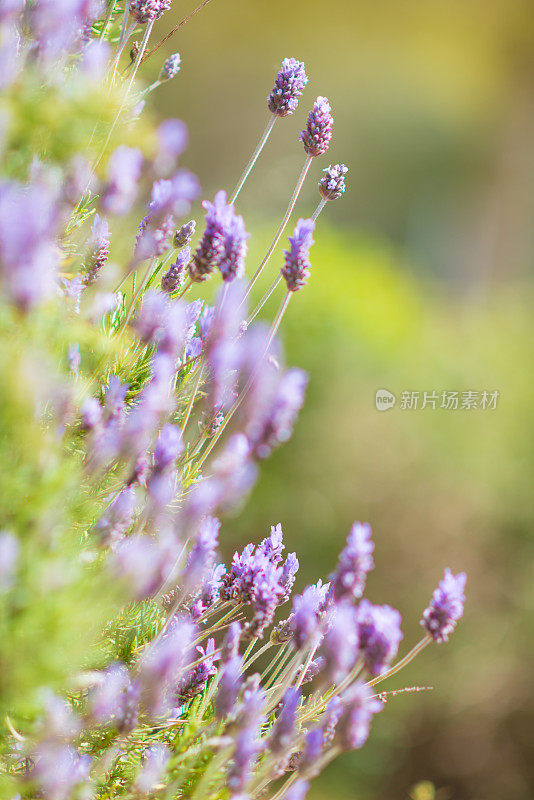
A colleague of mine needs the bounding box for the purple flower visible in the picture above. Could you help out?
[321,696,343,745]
[153,424,184,472]
[300,730,323,777]
[204,282,247,411]
[221,621,242,661]
[322,602,359,684]
[117,680,141,733]
[269,688,300,754]
[112,534,167,599]
[161,247,190,294]
[159,52,181,81]
[156,119,189,172]
[130,0,172,23]
[31,742,91,800]
[247,367,308,458]
[84,213,109,286]
[189,191,231,282]
[246,560,286,639]
[319,164,348,201]
[184,515,221,587]
[329,522,374,602]
[268,58,308,117]
[356,599,403,676]
[300,96,334,157]
[291,581,330,649]
[95,486,136,546]
[135,744,170,793]
[174,220,196,248]
[215,655,242,719]
[228,729,262,794]
[0,530,18,592]
[0,180,60,310]
[175,638,219,703]
[279,552,299,602]
[101,146,143,216]
[421,568,466,643]
[281,219,315,293]
[335,682,383,750]
[139,616,195,716]
[257,524,285,565]
[296,656,324,686]
[105,376,128,420]
[89,663,130,725]
[284,780,309,800]
[218,212,249,282]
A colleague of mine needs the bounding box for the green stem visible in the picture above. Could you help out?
[230,114,277,205]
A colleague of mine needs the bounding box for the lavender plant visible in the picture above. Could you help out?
[0,3,466,799]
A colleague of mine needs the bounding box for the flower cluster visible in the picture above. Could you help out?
[0,5,467,800]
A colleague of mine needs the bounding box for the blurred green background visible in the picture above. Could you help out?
[146,1,534,798]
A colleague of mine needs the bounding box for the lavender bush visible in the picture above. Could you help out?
[0,3,466,799]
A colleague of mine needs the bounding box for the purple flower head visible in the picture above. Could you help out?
[105,375,128,420]
[28,0,103,60]
[175,638,219,704]
[296,656,325,686]
[228,728,262,794]
[160,52,181,82]
[300,96,334,157]
[154,424,184,472]
[356,599,403,676]
[319,163,348,201]
[161,247,190,294]
[175,220,196,248]
[101,146,143,216]
[117,679,141,733]
[89,663,130,725]
[268,58,308,117]
[330,522,374,603]
[204,281,247,411]
[215,655,242,719]
[269,688,300,754]
[321,696,343,745]
[300,729,323,776]
[31,742,91,800]
[322,601,359,684]
[80,396,102,430]
[336,682,383,751]
[222,621,242,661]
[218,212,249,282]
[291,581,330,649]
[130,0,171,23]
[421,568,466,643]
[279,552,299,602]
[188,562,226,619]
[184,515,221,587]
[84,214,110,286]
[135,744,170,794]
[112,534,167,599]
[281,219,315,293]
[246,560,286,639]
[95,486,136,546]
[139,616,195,716]
[0,179,60,310]
[156,119,189,173]
[0,530,18,592]
[190,190,232,282]
[41,692,81,740]
[284,780,310,800]
[257,523,285,565]
[248,367,308,458]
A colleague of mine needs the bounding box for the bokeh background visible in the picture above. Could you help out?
[146,1,534,798]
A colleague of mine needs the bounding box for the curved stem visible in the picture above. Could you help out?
[229,114,277,205]
[366,636,432,687]
[247,274,282,326]
[181,365,204,435]
[243,156,313,302]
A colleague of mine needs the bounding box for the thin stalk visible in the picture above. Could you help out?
[366,636,432,687]
[243,156,313,301]
[196,291,292,470]
[312,197,327,221]
[261,644,289,683]
[243,641,273,671]
[247,274,281,326]
[242,637,258,663]
[176,276,193,300]
[295,642,318,690]
[109,2,133,83]
[100,0,119,40]
[229,114,277,205]
[120,256,155,331]
[266,773,298,800]
[180,365,204,435]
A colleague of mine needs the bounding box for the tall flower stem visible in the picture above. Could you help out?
[100,0,119,40]
[366,636,432,687]
[120,256,156,331]
[243,156,313,302]
[295,641,319,690]
[195,291,292,471]
[181,365,204,435]
[229,114,277,205]
[312,197,327,221]
[109,1,133,83]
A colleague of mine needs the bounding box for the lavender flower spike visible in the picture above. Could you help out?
[159,52,181,82]
[174,220,196,248]
[300,97,334,157]
[281,219,315,292]
[161,247,190,294]
[219,212,249,282]
[356,599,403,676]
[189,191,230,282]
[268,58,308,117]
[319,164,348,201]
[421,568,466,643]
[336,682,383,751]
[130,0,172,24]
[329,522,374,602]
